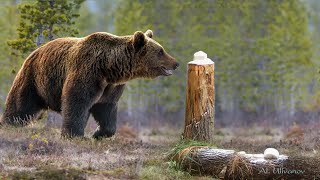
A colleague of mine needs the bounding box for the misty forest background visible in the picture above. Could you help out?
[0,0,320,130]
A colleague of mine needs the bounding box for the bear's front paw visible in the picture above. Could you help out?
[92,129,115,140]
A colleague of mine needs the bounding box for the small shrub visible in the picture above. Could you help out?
[285,123,304,139]
[285,123,304,145]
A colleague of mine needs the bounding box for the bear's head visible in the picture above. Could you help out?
[132,30,179,79]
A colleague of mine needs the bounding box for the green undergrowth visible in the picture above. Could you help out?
[140,140,217,180]
[167,139,217,160]
[140,157,216,180]
[140,160,191,180]
[5,168,86,180]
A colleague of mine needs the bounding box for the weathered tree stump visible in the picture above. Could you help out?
[184,51,215,142]
[175,147,320,179]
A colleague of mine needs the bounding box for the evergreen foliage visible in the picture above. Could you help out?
[113,0,315,125]
[7,0,84,56]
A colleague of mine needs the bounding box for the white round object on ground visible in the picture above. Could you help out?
[264,148,279,159]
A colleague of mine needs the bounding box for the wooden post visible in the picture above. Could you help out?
[183,51,215,142]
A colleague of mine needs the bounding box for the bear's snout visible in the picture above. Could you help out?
[164,53,179,71]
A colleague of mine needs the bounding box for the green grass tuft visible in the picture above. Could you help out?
[167,139,216,160]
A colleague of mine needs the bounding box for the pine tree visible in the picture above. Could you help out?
[0,0,19,110]
[7,0,84,56]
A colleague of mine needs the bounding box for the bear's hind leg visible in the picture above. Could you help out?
[1,83,45,126]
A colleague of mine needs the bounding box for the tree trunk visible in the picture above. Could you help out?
[48,0,55,41]
[183,51,215,142]
[175,147,320,179]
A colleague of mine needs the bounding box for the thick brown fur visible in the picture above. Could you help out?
[1,30,179,138]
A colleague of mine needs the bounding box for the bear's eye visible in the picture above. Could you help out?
[158,49,164,56]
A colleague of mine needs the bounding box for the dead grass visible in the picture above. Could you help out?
[215,123,320,159]
[228,155,253,179]
[0,122,198,179]
[0,120,319,179]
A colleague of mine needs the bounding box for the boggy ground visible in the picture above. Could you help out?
[0,117,319,180]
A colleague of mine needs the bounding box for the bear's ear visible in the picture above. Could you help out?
[133,31,146,51]
[145,29,153,38]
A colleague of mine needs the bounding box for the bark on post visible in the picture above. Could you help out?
[183,51,215,142]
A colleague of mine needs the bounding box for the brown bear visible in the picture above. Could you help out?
[1,30,179,139]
